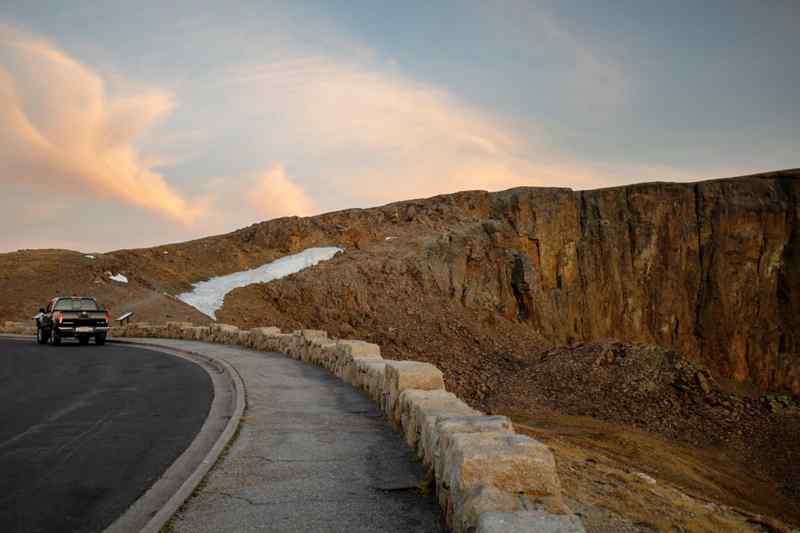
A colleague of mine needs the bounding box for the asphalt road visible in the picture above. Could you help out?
[0,338,213,533]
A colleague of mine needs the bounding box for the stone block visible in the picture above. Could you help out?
[306,341,338,366]
[190,326,211,341]
[2,321,27,334]
[140,325,165,338]
[397,390,478,454]
[210,323,239,343]
[177,325,195,340]
[444,432,563,531]
[456,485,520,533]
[434,416,514,493]
[476,510,585,533]
[294,329,328,340]
[249,327,282,350]
[383,361,445,423]
[355,360,387,402]
[334,340,382,380]
[165,321,193,336]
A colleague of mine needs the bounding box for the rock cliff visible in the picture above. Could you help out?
[217,170,799,395]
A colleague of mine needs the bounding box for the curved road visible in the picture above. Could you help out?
[0,338,213,533]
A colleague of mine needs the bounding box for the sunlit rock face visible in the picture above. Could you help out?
[219,171,799,394]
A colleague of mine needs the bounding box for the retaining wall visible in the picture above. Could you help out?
[2,321,34,335]
[6,320,584,532]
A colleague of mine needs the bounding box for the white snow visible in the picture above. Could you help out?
[85,255,95,259]
[385,236,397,241]
[634,472,657,485]
[109,273,128,283]
[177,246,343,319]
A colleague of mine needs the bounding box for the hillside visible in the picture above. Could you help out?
[4,170,797,395]
[2,169,799,528]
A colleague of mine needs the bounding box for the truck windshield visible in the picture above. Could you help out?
[54,298,99,311]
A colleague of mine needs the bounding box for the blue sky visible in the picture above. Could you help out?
[0,1,797,252]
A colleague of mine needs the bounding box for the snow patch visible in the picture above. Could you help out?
[385,236,397,241]
[85,255,95,259]
[177,246,343,319]
[634,472,657,485]
[109,273,128,283]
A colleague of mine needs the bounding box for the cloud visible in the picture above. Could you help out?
[222,56,600,208]
[0,25,203,223]
[246,164,317,218]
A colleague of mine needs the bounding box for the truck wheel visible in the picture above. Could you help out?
[36,327,48,345]
[51,329,61,346]
[95,335,106,346]
[78,336,89,345]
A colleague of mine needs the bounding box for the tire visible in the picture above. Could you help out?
[51,329,61,346]
[78,336,90,345]
[95,335,106,346]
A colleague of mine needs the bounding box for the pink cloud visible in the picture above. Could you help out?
[247,165,317,218]
[0,26,204,224]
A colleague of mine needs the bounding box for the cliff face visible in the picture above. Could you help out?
[219,171,799,395]
[477,174,800,393]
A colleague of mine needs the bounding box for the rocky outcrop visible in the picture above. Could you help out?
[218,170,799,395]
[483,174,799,394]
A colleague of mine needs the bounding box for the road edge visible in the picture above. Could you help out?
[103,339,246,533]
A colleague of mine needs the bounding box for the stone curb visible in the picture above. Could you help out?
[107,322,585,533]
[109,340,246,533]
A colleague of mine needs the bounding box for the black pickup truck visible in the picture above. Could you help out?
[36,296,110,346]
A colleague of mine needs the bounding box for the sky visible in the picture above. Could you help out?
[0,1,797,253]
